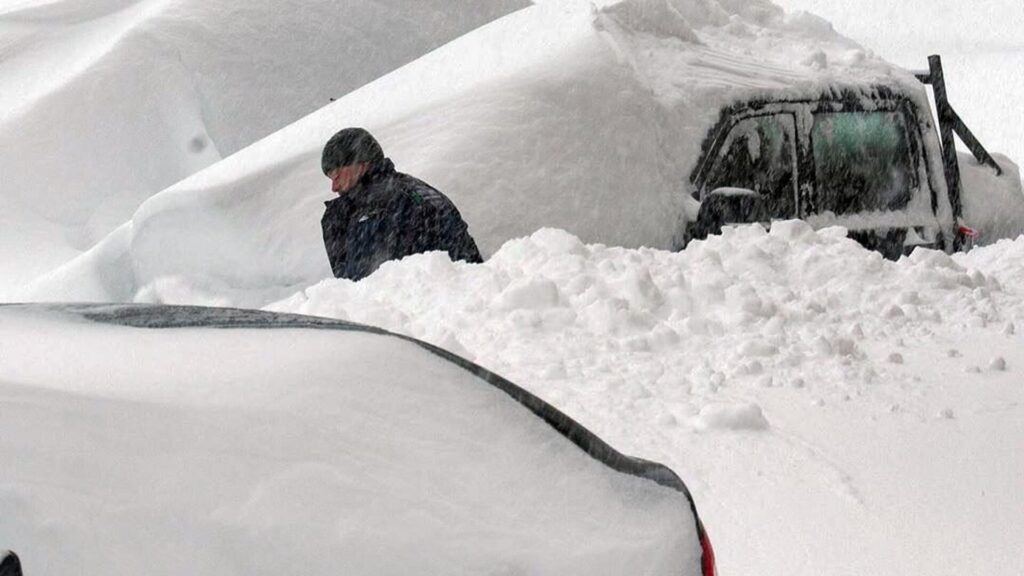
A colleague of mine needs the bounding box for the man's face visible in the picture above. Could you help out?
[327,163,369,194]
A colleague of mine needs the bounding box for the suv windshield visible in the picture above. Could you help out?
[810,111,916,215]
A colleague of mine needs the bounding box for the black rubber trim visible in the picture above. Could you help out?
[0,551,22,576]
[2,302,708,572]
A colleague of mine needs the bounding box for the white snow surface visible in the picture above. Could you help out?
[5,1,1024,575]
[0,0,527,294]
[0,306,699,576]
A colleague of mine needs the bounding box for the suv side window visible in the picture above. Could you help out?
[810,111,916,215]
[704,114,798,219]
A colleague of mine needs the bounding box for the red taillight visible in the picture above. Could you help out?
[959,225,980,240]
[699,521,716,576]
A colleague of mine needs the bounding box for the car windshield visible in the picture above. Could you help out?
[810,111,916,215]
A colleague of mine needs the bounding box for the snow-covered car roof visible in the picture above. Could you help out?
[26,0,933,304]
[0,303,705,576]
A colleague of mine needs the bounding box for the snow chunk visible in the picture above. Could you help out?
[693,402,769,431]
[769,219,816,241]
[496,278,563,310]
[989,357,1008,372]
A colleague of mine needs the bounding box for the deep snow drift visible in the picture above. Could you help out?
[0,0,527,294]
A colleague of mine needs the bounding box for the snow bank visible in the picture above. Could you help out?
[27,0,926,303]
[0,306,699,576]
[249,222,1024,576]
[0,0,528,295]
[254,223,1012,402]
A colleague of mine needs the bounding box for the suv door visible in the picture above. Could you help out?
[689,96,947,258]
[700,112,799,221]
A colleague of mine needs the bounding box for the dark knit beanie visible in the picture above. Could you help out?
[321,127,385,175]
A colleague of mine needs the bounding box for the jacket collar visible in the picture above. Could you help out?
[324,158,396,207]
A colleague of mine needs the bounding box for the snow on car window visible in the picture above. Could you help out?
[705,114,798,219]
[811,111,915,215]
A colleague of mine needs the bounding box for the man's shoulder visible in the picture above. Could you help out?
[391,172,454,209]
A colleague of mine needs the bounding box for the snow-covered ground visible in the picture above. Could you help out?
[4,0,1024,575]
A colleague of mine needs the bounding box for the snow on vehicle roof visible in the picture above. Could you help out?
[24,0,924,304]
[0,303,702,576]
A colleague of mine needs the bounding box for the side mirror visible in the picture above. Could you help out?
[691,187,768,240]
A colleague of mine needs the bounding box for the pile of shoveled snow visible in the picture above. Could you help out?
[0,0,527,295]
[257,222,1015,402]
[235,222,1023,576]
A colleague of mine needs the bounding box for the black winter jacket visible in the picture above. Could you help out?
[321,159,483,281]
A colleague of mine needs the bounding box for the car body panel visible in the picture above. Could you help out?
[0,303,706,576]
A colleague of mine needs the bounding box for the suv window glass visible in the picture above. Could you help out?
[704,114,797,219]
[811,111,915,215]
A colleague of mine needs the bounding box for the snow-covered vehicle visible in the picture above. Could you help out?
[685,56,1020,259]
[0,303,714,576]
[24,0,1024,304]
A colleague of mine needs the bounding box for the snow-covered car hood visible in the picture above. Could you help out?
[0,303,703,576]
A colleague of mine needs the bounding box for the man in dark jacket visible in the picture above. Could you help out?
[320,128,483,281]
